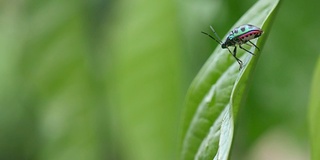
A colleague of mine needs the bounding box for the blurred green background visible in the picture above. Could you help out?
[0,0,317,160]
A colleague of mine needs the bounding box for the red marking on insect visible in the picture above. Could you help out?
[238,30,263,40]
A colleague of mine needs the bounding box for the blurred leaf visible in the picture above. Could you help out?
[0,1,114,160]
[309,57,320,160]
[180,0,280,159]
[108,0,182,159]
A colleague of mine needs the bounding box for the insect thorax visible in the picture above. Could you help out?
[222,37,239,48]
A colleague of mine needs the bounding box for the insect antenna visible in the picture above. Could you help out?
[201,31,221,45]
[209,26,223,43]
[201,26,223,45]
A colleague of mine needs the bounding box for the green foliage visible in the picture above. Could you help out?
[0,0,319,159]
[0,1,113,159]
[108,0,182,159]
[309,57,320,160]
[180,0,280,159]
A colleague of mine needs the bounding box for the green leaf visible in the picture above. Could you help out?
[180,0,280,159]
[109,0,182,159]
[309,57,320,160]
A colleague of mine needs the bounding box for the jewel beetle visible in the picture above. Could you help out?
[201,24,263,70]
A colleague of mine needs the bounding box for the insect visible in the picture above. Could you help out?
[201,24,263,70]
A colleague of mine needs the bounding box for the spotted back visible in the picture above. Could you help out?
[227,24,261,40]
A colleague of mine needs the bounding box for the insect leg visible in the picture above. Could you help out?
[243,43,252,47]
[248,40,260,51]
[227,46,243,70]
[239,45,255,55]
